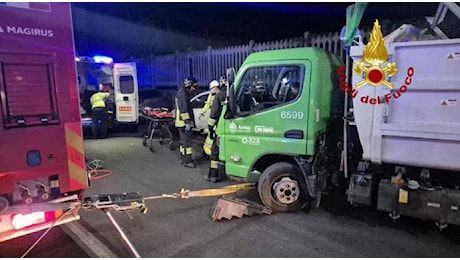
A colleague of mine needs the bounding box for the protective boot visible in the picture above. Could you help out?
[184,161,196,168]
[217,167,227,182]
[183,154,196,168]
[206,168,219,183]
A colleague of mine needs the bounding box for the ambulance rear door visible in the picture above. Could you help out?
[113,62,138,123]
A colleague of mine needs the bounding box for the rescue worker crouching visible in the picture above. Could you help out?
[205,75,228,183]
[175,77,198,168]
[201,80,220,159]
[90,83,113,139]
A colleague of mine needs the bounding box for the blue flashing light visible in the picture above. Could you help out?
[93,55,113,64]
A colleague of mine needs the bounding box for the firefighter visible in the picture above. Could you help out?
[201,80,220,158]
[200,80,219,119]
[205,75,228,182]
[175,77,198,168]
[90,84,112,139]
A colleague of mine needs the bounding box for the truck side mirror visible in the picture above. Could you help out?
[226,68,235,85]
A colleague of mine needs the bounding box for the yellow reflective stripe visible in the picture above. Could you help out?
[203,146,211,155]
[180,146,185,154]
[210,160,219,169]
[175,120,185,127]
[65,123,87,190]
[205,135,213,144]
[207,118,216,126]
[65,126,84,154]
[186,147,192,155]
[202,94,214,113]
[180,113,190,120]
[203,136,213,155]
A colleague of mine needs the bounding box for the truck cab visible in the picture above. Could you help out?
[218,48,344,212]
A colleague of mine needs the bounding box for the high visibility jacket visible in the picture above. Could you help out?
[175,86,195,128]
[207,89,227,127]
[90,92,110,109]
[202,93,215,114]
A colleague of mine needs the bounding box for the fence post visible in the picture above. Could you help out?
[175,50,180,86]
[150,54,154,88]
[303,32,311,47]
[248,40,255,54]
[207,46,212,81]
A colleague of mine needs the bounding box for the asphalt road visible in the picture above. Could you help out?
[2,128,460,258]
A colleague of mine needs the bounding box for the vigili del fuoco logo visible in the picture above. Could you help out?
[337,20,415,105]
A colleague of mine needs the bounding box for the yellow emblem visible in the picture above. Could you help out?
[353,20,398,89]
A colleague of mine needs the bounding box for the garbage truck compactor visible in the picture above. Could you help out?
[219,33,460,227]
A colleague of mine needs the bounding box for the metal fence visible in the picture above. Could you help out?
[136,30,370,88]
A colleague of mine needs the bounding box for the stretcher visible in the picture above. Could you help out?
[140,107,175,152]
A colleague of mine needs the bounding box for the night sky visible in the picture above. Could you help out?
[71,2,443,60]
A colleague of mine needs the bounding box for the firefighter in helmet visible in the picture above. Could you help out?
[201,80,220,158]
[200,80,219,119]
[205,75,228,182]
[175,77,198,168]
[90,83,112,139]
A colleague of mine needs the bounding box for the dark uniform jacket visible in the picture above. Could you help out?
[208,88,227,127]
[175,86,195,127]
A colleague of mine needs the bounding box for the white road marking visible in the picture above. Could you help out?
[61,221,118,258]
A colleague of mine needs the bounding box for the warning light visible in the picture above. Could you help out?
[93,55,113,64]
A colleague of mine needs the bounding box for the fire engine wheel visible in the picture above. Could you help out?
[257,162,309,213]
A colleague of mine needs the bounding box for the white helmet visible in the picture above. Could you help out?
[209,80,219,90]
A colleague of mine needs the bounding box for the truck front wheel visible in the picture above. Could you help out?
[257,162,310,213]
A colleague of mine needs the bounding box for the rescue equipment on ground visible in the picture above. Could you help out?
[210,195,272,221]
[19,183,257,258]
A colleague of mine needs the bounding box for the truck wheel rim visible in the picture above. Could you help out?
[272,176,299,205]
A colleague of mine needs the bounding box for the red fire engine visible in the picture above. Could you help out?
[0,2,88,242]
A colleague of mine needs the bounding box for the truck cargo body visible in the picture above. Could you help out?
[350,39,460,171]
[347,38,460,227]
[0,2,87,242]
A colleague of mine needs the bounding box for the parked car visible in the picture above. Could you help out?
[190,90,212,133]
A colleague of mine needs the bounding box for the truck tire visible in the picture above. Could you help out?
[257,162,309,213]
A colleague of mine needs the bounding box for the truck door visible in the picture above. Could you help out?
[113,62,139,123]
[221,64,309,178]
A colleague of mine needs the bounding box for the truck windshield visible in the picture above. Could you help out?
[234,65,303,116]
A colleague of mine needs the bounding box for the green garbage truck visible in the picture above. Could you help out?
[216,34,460,228]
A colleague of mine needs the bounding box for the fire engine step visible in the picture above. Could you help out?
[210,195,272,221]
